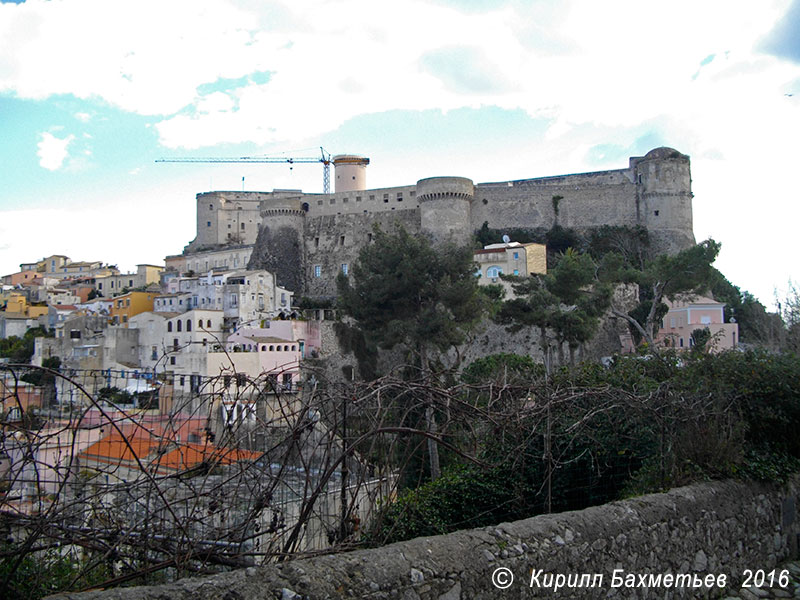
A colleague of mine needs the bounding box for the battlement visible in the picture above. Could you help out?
[183,148,695,296]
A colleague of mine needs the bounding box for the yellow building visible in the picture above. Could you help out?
[473,241,547,297]
[95,264,165,297]
[110,291,156,326]
[4,294,49,319]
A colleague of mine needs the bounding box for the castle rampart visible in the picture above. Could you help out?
[178,148,696,296]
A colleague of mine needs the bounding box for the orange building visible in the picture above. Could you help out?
[110,291,156,326]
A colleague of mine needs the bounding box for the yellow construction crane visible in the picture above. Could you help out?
[156,147,333,193]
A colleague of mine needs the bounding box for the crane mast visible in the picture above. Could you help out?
[156,147,332,193]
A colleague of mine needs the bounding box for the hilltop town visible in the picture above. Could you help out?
[4,148,785,597]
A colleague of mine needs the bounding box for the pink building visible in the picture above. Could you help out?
[656,295,739,352]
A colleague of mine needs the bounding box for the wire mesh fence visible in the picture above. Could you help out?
[0,360,735,597]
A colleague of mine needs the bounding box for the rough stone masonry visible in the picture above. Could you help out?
[51,476,800,599]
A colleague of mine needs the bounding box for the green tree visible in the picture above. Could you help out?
[0,326,52,364]
[604,239,721,347]
[337,225,485,478]
[497,249,611,368]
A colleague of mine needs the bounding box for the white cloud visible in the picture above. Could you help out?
[36,131,74,170]
[2,0,793,153]
[2,0,798,305]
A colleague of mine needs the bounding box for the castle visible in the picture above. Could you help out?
[181,147,695,297]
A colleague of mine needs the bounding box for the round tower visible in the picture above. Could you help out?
[416,176,474,245]
[633,147,695,253]
[333,155,370,193]
[247,196,307,293]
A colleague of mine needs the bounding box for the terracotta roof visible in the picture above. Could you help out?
[156,443,261,472]
[81,433,160,466]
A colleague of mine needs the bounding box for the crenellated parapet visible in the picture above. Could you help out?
[631,147,695,252]
[417,176,474,244]
[184,148,697,296]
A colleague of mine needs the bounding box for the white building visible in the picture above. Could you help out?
[162,270,293,330]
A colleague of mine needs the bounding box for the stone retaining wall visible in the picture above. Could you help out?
[52,477,800,599]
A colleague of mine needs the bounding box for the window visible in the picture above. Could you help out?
[343,197,348,203]
[314,237,319,249]
[317,200,323,206]
[241,222,245,230]
[168,321,173,332]
[314,265,322,278]
[670,317,676,329]
[207,221,212,227]
[269,345,274,351]
[173,338,179,350]
[700,316,711,325]
[654,210,659,216]
[513,252,519,260]
[397,193,403,201]
[186,319,192,332]
[170,356,176,365]
[330,198,336,205]
[177,320,182,332]
[513,269,519,275]
[486,266,503,278]
[209,204,213,210]
[340,235,345,246]
[207,319,211,328]
[341,263,349,275]
[383,193,389,203]
[367,233,373,242]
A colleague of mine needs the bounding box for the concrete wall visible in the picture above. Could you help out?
[55,476,800,599]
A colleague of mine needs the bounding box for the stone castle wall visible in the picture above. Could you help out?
[55,476,800,599]
[174,148,696,296]
[304,208,420,297]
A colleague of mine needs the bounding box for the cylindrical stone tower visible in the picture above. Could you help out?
[247,197,307,293]
[333,155,369,193]
[416,176,474,245]
[633,147,695,253]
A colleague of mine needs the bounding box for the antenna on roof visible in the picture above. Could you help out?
[502,234,511,244]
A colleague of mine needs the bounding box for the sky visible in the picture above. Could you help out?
[1,0,798,309]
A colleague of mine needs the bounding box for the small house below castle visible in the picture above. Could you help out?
[473,241,547,296]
